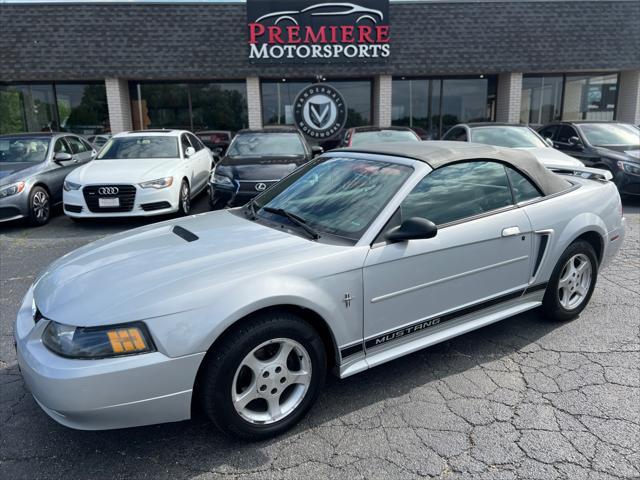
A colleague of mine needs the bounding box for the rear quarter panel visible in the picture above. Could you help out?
[522,179,622,283]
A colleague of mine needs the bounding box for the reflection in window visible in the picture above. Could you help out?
[392,77,495,139]
[563,74,618,121]
[132,82,248,132]
[56,84,108,134]
[261,80,371,128]
[520,76,563,125]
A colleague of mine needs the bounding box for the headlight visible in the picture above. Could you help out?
[0,181,25,198]
[211,172,234,188]
[139,177,173,189]
[63,180,81,191]
[42,321,155,359]
[618,161,640,176]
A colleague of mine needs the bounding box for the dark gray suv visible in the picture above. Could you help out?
[0,133,96,226]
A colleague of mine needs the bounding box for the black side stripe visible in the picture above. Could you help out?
[340,282,550,355]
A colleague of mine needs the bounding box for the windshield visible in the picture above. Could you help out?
[97,136,179,159]
[470,127,547,148]
[351,130,419,146]
[0,137,50,163]
[254,157,412,240]
[578,124,640,147]
[227,133,305,157]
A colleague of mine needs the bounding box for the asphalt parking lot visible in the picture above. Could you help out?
[1,196,639,480]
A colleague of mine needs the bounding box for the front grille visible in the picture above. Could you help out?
[64,204,82,213]
[237,180,277,193]
[83,185,136,213]
[141,201,171,211]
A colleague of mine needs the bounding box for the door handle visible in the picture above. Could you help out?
[502,226,521,237]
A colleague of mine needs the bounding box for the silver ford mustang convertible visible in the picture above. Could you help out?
[15,142,625,440]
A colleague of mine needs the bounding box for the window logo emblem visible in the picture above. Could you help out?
[293,83,347,140]
[98,187,119,195]
[255,183,267,192]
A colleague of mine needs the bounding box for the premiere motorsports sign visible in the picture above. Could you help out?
[247,0,390,62]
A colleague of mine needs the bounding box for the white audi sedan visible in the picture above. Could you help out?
[17,142,624,440]
[63,130,212,218]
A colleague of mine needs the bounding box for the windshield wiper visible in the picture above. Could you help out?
[262,207,320,240]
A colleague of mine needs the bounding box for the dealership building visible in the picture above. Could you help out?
[1,0,639,141]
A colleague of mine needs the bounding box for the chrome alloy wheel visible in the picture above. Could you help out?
[180,182,190,213]
[232,338,312,424]
[32,190,50,221]
[558,253,592,310]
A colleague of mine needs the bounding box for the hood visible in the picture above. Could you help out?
[0,162,42,185]
[593,145,640,162]
[33,210,334,326]
[217,155,305,181]
[67,158,181,184]
[518,147,583,167]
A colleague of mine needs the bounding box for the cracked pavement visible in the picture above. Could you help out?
[1,196,639,480]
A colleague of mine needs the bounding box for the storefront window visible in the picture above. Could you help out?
[132,82,248,132]
[0,83,108,135]
[520,76,563,125]
[562,74,618,121]
[392,76,495,139]
[261,79,371,128]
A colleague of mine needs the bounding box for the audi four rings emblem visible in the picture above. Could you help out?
[98,187,119,195]
[255,183,267,192]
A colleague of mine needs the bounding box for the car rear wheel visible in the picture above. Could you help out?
[198,311,326,440]
[28,186,50,226]
[178,180,190,216]
[542,240,598,321]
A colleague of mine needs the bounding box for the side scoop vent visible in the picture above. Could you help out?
[172,225,199,243]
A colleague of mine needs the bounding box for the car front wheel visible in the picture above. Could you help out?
[28,186,50,226]
[542,240,598,321]
[198,312,326,440]
[178,180,190,216]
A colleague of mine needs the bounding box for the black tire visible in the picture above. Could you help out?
[28,186,50,226]
[178,180,190,216]
[198,311,326,440]
[541,240,598,321]
[209,192,227,211]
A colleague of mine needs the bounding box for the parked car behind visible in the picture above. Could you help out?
[442,123,582,168]
[209,127,321,209]
[0,132,96,226]
[195,130,233,158]
[86,134,112,149]
[340,126,421,147]
[538,121,640,196]
[15,142,625,440]
[63,130,212,219]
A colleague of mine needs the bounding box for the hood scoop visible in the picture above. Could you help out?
[172,225,199,242]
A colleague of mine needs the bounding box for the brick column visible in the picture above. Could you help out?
[373,75,392,127]
[105,78,132,133]
[496,72,523,123]
[617,70,640,125]
[246,77,263,129]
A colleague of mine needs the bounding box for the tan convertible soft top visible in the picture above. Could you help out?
[333,141,572,196]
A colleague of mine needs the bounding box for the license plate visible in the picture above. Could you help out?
[99,197,119,208]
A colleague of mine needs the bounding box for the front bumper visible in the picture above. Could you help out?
[14,287,205,430]
[63,183,180,218]
[0,188,29,222]
[209,182,255,208]
[601,217,626,269]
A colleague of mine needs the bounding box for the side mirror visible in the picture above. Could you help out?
[385,217,438,243]
[185,146,196,158]
[544,137,554,147]
[568,136,582,147]
[311,145,324,156]
[54,152,73,164]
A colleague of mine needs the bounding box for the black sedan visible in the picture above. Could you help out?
[209,127,321,209]
[538,121,640,196]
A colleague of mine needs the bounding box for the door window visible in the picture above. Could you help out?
[187,133,204,151]
[538,125,558,140]
[181,134,192,156]
[506,167,542,203]
[556,125,579,144]
[54,138,71,154]
[66,136,87,154]
[400,161,513,225]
